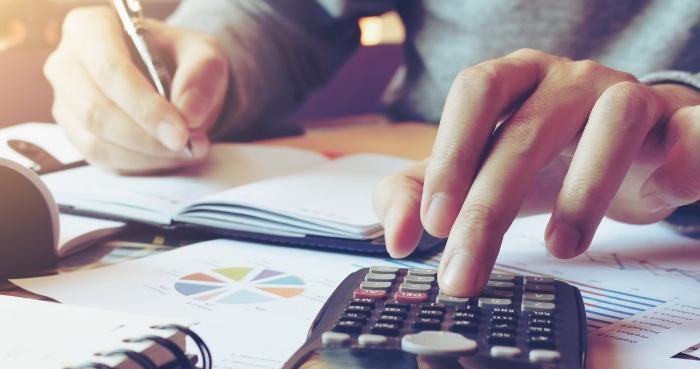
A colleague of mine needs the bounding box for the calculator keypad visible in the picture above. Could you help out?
[330,267,566,365]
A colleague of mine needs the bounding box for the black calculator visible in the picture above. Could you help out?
[283,267,587,369]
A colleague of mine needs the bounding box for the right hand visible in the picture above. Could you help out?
[44,6,229,173]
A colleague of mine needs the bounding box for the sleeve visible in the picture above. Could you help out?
[167,0,398,140]
[639,70,700,93]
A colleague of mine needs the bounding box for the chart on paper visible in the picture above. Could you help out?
[174,267,306,304]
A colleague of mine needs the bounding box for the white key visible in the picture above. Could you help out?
[407,268,438,277]
[522,300,555,312]
[402,331,478,356]
[365,273,396,282]
[490,346,521,358]
[436,293,470,305]
[524,276,555,285]
[478,298,512,308]
[523,292,555,302]
[358,334,388,347]
[486,281,515,289]
[369,266,399,274]
[529,349,561,363]
[322,331,351,347]
[405,275,435,284]
[489,272,516,281]
[399,283,431,293]
[360,281,392,290]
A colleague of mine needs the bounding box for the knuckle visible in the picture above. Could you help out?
[82,102,104,132]
[136,96,170,127]
[454,64,503,102]
[510,48,546,60]
[601,81,655,116]
[572,59,602,77]
[562,176,606,210]
[457,202,499,231]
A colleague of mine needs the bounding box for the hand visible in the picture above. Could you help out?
[44,7,229,173]
[374,48,700,296]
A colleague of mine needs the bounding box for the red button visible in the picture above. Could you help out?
[353,288,387,300]
[395,291,428,303]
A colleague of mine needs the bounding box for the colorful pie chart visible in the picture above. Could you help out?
[174,267,305,304]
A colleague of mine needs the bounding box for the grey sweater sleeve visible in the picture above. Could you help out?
[168,0,396,140]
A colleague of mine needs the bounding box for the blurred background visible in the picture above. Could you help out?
[0,0,405,128]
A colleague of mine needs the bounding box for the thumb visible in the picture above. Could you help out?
[640,105,700,211]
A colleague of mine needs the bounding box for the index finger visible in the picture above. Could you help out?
[62,7,189,151]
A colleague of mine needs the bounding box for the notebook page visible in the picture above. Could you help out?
[180,154,413,236]
[42,144,328,225]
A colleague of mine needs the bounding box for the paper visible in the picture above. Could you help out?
[0,122,83,169]
[57,214,126,257]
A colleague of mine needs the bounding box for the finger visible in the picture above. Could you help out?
[640,105,700,210]
[52,99,206,173]
[62,7,189,151]
[374,160,428,258]
[545,82,662,258]
[44,51,197,159]
[167,29,229,131]
[438,62,611,296]
[421,49,545,237]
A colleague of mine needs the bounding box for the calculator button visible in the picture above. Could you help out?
[358,334,389,348]
[349,298,376,308]
[490,345,521,358]
[365,273,396,282]
[528,311,554,319]
[522,301,555,313]
[530,318,554,327]
[492,307,516,316]
[489,273,516,281]
[418,310,444,320]
[419,303,446,312]
[382,307,408,318]
[490,323,517,333]
[352,289,387,300]
[345,304,372,313]
[481,288,514,298]
[436,293,470,306]
[528,335,556,349]
[453,312,480,322]
[528,326,553,335]
[524,276,555,285]
[340,313,368,323]
[413,318,442,331]
[360,281,392,290]
[371,323,401,336]
[333,320,363,334]
[455,305,480,313]
[488,331,516,346]
[401,331,478,355]
[529,349,561,363]
[478,298,512,308]
[523,292,555,302]
[322,331,352,347]
[407,268,438,277]
[378,315,404,324]
[486,281,515,289]
[384,302,411,310]
[449,320,479,334]
[395,291,428,303]
[524,284,555,294]
[369,266,399,274]
[405,275,436,284]
[399,283,431,293]
[491,314,517,324]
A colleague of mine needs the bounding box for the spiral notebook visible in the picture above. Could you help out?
[0,295,210,369]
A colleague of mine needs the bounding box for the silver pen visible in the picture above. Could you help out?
[111,0,193,157]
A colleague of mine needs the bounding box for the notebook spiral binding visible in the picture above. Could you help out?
[70,324,211,369]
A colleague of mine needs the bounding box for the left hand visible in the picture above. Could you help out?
[373,49,700,296]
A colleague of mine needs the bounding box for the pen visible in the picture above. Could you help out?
[111,0,193,158]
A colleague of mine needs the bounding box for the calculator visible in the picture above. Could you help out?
[283,267,587,369]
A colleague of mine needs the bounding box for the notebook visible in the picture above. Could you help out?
[0,295,209,369]
[41,144,445,255]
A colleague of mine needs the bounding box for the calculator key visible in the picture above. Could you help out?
[523,292,555,302]
[490,323,517,333]
[369,266,399,274]
[529,349,561,363]
[322,331,352,347]
[529,318,554,327]
[491,314,517,324]
[449,320,479,334]
[340,313,368,323]
[378,315,404,324]
[371,323,401,336]
[395,291,428,303]
[382,307,408,318]
[522,301,555,313]
[455,305,480,313]
[419,303,446,312]
[401,331,478,355]
[436,293,470,306]
[453,312,480,322]
[360,281,392,290]
[352,289,387,300]
[399,283,432,293]
[489,273,516,281]
[528,335,556,349]
[486,281,515,289]
[384,302,411,311]
[481,288,514,298]
[345,304,372,313]
[524,276,555,285]
[528,326,553,335]
[365,273,396,282]
[333,320,363,334]
[492,307,516,316]
[490,345,521,358]
[418,310,444,320]
[488,331,516,346]
[524,284,555,294]
[413,318,442,331]
[407,268,438,277]
[349,298,376,307]
[478,298,512,308]
[358,334,389,348]
[405,275,436,284]
[528,311,553,319]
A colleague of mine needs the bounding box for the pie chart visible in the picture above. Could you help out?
[174,267,305,304]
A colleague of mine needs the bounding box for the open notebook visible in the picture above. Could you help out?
[0,295,208,369]
[42,144,444,254]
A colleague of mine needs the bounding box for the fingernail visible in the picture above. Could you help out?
[425,192,453,235]
[157,121,187,151]
[641,193,672,212]
[441,253,479,295]
[549,222,581,256]
[177,89,208,129]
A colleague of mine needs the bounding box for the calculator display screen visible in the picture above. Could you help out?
[295,349,544,369]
